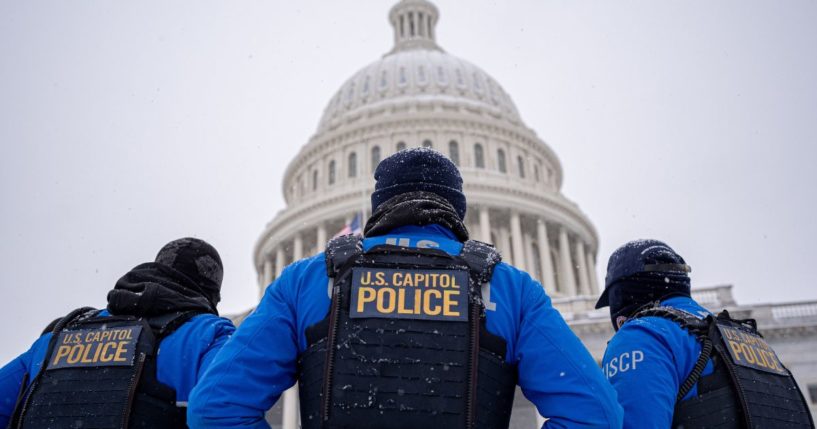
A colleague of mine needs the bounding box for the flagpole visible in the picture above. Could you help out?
[360,185,368,228]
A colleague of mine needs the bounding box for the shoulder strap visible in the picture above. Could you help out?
[631,305,709,334]
[631,305,713,402]
[146,310,204,341]
[325,234,363,278]
[48,307,99,335]
[459,240,502,284]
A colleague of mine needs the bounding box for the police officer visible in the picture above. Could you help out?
[188,148,623,429]
[0,237,236,428]
[596,239,814,428]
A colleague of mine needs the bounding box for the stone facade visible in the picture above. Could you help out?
[244,1,817,427]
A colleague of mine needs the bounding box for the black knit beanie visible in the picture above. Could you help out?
[154,237,223,306]
[371,148,466,219]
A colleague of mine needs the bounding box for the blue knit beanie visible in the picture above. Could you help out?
[371,148,466,219]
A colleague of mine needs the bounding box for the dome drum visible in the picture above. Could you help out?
[282,115,564,205]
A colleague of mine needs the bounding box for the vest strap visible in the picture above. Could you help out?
[459,240,501,284]
[630,306,711,401]
[324,234,362,278]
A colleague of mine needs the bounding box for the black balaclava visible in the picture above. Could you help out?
[107,237,224,316]
[595,239,691,330]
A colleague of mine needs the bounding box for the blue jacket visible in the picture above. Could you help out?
[601,296,715,428]
[189,225,623,428]
[0,310,235,428]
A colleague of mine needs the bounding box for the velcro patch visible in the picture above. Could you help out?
[717,323,788,375]
[349,268,468,321]
[47,325,142,370]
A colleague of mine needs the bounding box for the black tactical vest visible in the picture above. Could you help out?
[631,306,814,429]
[10,307,198,429]
[298,235,517,429]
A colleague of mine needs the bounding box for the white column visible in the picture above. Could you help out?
[558,227,577,296]
[497,226,512,263]
[293,234,303,260]
[479,207,491,243]
[524,233,538,280]
[316,224,327,252]
[282,235,303,429]
[509,212,526,270]
[536,220,557,294]
[575,240,591,295]
[261,260,273,300]
[275,246,285,277]
[586,250,600,295]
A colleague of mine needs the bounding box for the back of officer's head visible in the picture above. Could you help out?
[155,237,224,306]
[371,148,466,219]
[595,239,691,330]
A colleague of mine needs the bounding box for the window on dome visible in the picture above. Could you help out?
[497,149,507,173]
[348,152,357,178]
[399,67,407,85]
[312,169,318,191]
[428,15,433,38]
[371,146,381,170]
[380,70,388,89]
[362,75,370,96]
[409,13,415,37]
[422,140,433,148]
[328,160,336,185]
[473,72,482,92]
[417,66,427,84]
[437,66,447,85]
[449,140,459,166]
[418,13,425,36]
[517,156,525,178]
[397,141,406,151]
[456,69,465,87]
[534,163,540,182]
[399,17,405,38]
[474,143,485,168]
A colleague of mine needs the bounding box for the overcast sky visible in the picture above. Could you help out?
[1,0,815,363]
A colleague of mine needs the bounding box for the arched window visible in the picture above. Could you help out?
[371,146,381,170]
[534,163,540,182]
[396,141,406,151]
[312,169,318,191]
[448,140,459,166]
[348,152,357,178]
[474,143,485,168]
[517,156,525,178]
[422,139,433,148]
[328,160,336,185]
[497,149,507,173]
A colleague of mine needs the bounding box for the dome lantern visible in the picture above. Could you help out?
[388,0,440,53]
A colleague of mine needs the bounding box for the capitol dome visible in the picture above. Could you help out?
[256,0,599,302]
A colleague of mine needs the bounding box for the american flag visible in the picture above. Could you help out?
[333,213,363,238]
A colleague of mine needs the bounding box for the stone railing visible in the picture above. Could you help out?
[553,285,739,322]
